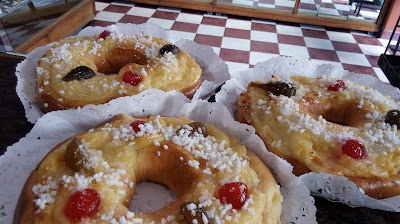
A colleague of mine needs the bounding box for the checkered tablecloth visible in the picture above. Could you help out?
[3,0,394,82]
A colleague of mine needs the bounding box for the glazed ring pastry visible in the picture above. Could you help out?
[237,75,400,199]
[14,114,282,223]
[36,30,202,112]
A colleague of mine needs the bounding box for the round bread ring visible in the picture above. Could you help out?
[237,75,400,199]
[37,32,202,113]
[14,114,282,223]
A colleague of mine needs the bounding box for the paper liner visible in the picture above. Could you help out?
[215,55,400,211]
[15,23,230,123]
[0,89,317,224]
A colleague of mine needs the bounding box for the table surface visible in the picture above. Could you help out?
[1,55,400,223]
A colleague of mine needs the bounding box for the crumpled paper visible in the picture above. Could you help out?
[0,89,317,224]
[15,23,230,123]
[215,55,400,212]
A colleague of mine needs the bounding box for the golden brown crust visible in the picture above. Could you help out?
[246,151,282,223]
[182,76,202,99]
[14,171,37,224]
[14,137,72,224]
[15,115,282,223]
[348,176,400,199]
[237,92,311,177]
[37,91,77,113]
[13,137,73,224]
[37,76,202,113]
[238,77,400,199]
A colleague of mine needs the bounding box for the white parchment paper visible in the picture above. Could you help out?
[15,23,230,123]
[0,89,317,224]
[215,55,400,212]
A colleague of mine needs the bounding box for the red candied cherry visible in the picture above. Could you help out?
[65,188,101,221]
[218,182,249,209]
[327,80,346,91]
[130,120,145,133]
[122,71,142,86]
[98,30,111,39]
[342,139,367,159]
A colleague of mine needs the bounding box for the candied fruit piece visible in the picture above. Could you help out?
[130,120,145,133]
[62,66,96,82]
[64,138,93,173]
[159,44,180,55]
[342,139,366,159]
[327,80,346,91]
[122,71,142,86]
[218,182,249,209]
[65,189,101,221]
[99,30,111,39]
[385,110,400,127]
[177,122,208,137]
[251,81,296,97]
[180,201,210,224]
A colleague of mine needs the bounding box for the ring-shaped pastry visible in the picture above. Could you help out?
[15,114,282,223]
[37,31,202,112]
[238,75,400,199]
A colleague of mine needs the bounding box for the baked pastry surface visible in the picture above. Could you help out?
[237,75,400,199]
[37,31,202,112]
[15,114,282,223]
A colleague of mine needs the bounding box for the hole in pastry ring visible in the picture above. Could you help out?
[36,32,202,112]
[237,75,400,199]
[14,115,283,223]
